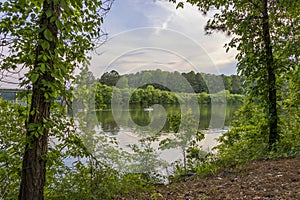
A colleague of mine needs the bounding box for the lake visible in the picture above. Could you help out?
[96,104,241,134]
[72,103,241,179]
[85,104,240,153]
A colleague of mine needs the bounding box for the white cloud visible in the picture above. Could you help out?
[90,0,238,77]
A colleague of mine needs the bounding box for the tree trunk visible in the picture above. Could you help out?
[183,148,187,173]
[19,1,59,199]
[262,0,279,149]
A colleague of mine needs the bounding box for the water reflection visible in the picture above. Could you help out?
[96,104,241,134]
[73,103,241,179]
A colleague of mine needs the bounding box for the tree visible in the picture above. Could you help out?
[221,74,232,92]
[173,0,300,148]
[182,71,197,91]
[195,72,208,93]
[99,70,120,86]
[159,112,204,172]
[141,71,153,86]
[0,0,112,199]
[117,76,129,89]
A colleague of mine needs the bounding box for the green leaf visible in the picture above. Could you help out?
[31,73,39,83]
[55,19,62,29]
[50,16,56,23]
[61,0,68,11]
[40,63,46,73]
[0,150,6,162]
[46,9,52,18]
[40,40,50,50]
[44,28,53,41]
[34,131,39,138]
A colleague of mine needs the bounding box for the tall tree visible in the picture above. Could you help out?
[99,70,120,86]
[0,0,113,199]
[172,0,299,148]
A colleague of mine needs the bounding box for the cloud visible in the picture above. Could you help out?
[90,0,238,78]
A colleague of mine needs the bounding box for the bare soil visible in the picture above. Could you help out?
[125,157,300,200]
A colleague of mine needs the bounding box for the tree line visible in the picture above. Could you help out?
[95,83,243,110]
[99,69,245,94]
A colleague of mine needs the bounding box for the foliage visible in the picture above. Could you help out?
[159,112,205,172]
[95,82,113,109]
[0,2,155,195]
[1,0,298,197]
[0,98,26,199]
[99,70,121,86]
[0,96,154,199]
[215,101,269,164]
[95,83,243,109]
[168,0,299,174]
[47,68,155,199]
[170,0,298,149]
[99,69,245,94]
[0,0,113,197]
[45,158,153,199]
[273,65,300,158]
[0,0,108,101]
[197,96,300,175]
[128,135,167,184]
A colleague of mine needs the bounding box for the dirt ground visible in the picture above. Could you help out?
[135,157,300,200]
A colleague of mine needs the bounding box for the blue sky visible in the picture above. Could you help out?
[89,0,238,77]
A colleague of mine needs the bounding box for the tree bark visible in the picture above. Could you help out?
[262,0,279,149]
[19,1,59,199]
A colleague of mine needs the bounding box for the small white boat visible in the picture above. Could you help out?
[144,107,153,111]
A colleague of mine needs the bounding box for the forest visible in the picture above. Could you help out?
[93,70,244,109]
[0,0,299,199]
[99,70,245,94]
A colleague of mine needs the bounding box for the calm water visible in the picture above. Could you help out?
[96,104,241,134]
[73,103,241,178]
[93,104,241,151]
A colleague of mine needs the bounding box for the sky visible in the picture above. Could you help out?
[89,0,238,78]
[0,0,238,89]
